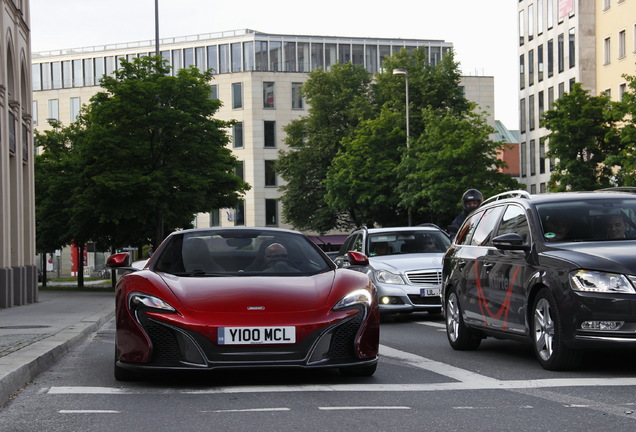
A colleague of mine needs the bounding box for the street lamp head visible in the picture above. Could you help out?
[392,68,408,76]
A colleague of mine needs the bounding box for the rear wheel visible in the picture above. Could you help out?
[445,288,481,350]
[340,363,377,377]
[532,288,581,371]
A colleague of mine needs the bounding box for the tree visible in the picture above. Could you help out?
[398,107,522,227]
[541,83,620,191]
[276,63,373,233]
[607,74,636,186]
[74,56,249,248]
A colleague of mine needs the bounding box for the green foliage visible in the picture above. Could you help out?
[398,108,522,226]
[541,83,620,191]
[276,63,373,233]
[606,75,636,186]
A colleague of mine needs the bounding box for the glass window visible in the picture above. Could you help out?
[338,44,351,64]
[521,142,527,177]
[528,4,534,41]
[105,56,116,76]
[207,45,218,73]
[255,41,267,71]
[263,82,275,108]
[270,41,282,71]
[195,47,206,70]
[298,42,310,72]
[455,210,484,246]
[351,44,364,66]
[210,84,218,100]
[547,39,554,77]
[568,28,576,68]
[284,41,296,72]
[619,30,626,59]
[538,91,545,119]
[547,0,554,28]
[519,55,525,89]
[292,82,303,109]
[325,43,337,69]
[70,97,80,122]
[32,64,41,91]
[470,206,505,246]
[379,45,391,68]
[62,61,72,88]
[539,137,546,174]
[41,62,52,90]
[232,82,242,109]
[48,99,59,120]
[210,209,220,227]
[557,33,564,72]
[548,86,554,109]
[264,121,276,148]
[32,100,38,125]
[94,57,105,83]
[243,41,254,71]
[529,95,535,131]
[265,160,276,187]
[528,49,534,86]
[496,205,530,243]
[184,48,194,68]
[235,160,244,180]
[530,139,536,175]
[171,50,182,75]
[520,98,526,134]
[83,59,94,86]
[311,43,323,70]
[365,45,377,72]
[537,0,544,34]
[234,201,245,226]
[231,43,242,72]
[537,44,544,81]
[72,60,83,87]
[430,46,441,65]
[519,10,525,45]
[52,61,62,89]
[265,199,278,226]
[219,44,229,73]
[233,122,243,148]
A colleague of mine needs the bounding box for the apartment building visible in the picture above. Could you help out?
[0,0,36,308]
[517,0,636,193]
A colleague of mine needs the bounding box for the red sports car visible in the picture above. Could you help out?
[107,227,380,381]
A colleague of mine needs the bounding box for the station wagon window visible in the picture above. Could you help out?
[455,210,484,246]
[496,205,530,242]
[470,206,505,246]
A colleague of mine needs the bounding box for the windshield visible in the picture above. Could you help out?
[153,229,334,276]
[537,198,636,242]
[368,230,450,256]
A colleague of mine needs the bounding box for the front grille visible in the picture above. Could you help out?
[143,320,183,364]
[405,270,442,285]
[407,294,442,305]
[327,313,363,360]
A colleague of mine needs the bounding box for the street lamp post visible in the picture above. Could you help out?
[393,68,412,225]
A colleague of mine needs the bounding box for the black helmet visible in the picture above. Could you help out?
[462,189,483,212]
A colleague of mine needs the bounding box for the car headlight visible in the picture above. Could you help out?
[570,270,636,294]
[128,292,176,312]
[333,289,372,311]
[375,270,405,285]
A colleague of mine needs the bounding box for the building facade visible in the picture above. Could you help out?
[31,30,498,273]
[0,0,36,308]
[517,0,636,193]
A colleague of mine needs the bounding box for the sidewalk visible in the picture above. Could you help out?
[0,288,115,405]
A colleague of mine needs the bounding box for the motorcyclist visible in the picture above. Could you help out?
[448,189,483,237]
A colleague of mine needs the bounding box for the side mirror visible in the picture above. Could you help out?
[347,251,369,267]
[106,252,130,268]
[492,233,530,251]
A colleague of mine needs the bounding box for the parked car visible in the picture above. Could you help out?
[107,227,379,381]
[442,190,636,370]
[334,225,450,316]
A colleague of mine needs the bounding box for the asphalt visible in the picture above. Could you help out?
[0,285,115,405]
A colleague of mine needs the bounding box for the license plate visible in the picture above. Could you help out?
[420,288,440,297]
[218,326,296,345]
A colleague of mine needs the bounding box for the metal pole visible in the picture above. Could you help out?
[155,0,160,57]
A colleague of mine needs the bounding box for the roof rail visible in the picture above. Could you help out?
[482,190,531,205]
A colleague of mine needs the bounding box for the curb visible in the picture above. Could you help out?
[0,304,115,405]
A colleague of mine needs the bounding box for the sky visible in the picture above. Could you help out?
[30,0,518,127]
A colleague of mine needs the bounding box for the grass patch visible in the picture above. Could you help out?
[39,284,115,292]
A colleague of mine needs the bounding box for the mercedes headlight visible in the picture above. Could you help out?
[570,270,636,294]
[375,270,405,285]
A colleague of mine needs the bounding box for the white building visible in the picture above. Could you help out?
[0,0,36,308]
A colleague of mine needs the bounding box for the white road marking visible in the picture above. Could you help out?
[414,321,446,329]
[204,408,290,413]
[318,406,410,410]
[59,410,119,414]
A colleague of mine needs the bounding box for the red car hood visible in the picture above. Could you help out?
[158,271,336,313]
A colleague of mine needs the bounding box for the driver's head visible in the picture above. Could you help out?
[264,243,288,265]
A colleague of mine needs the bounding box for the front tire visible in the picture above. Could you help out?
[531,288,581,370]
[445,288,481,350]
